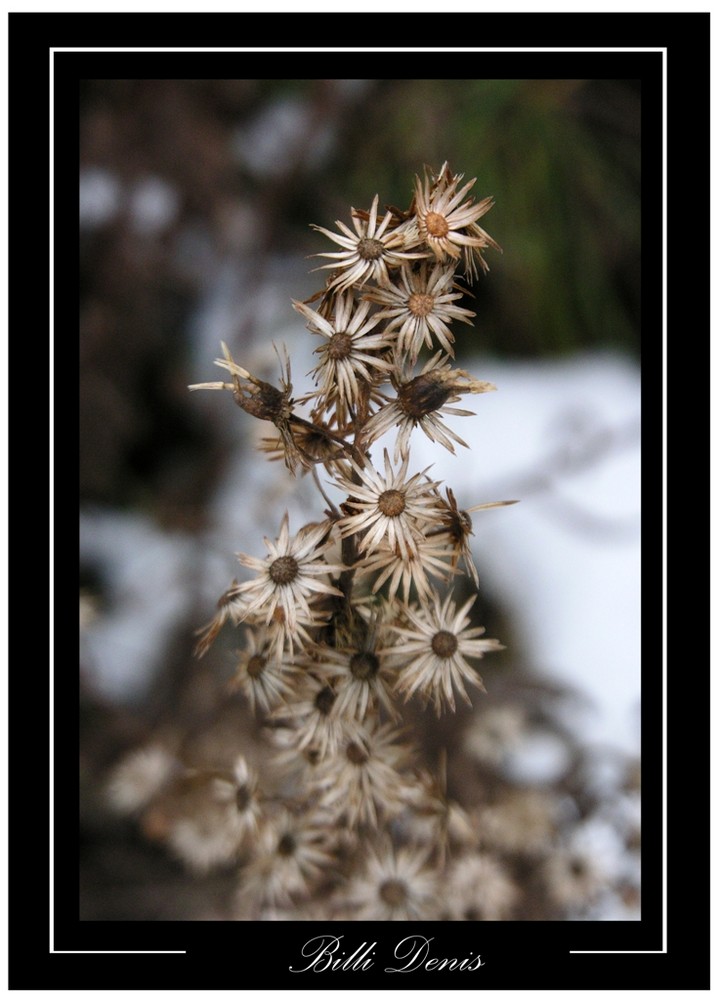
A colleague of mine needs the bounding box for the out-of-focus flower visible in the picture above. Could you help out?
[106,745,178,815]
[342,840,439,920]
[162,761,263,873]
[463,704,528,768]
[311,719,413,827]
[474,788,559,857]
[237,806,336,909]
[444,852,519,920]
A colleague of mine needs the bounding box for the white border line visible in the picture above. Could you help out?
[570,45,668,957]
[58,45,662,957]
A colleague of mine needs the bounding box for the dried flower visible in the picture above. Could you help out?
[228,626,299,714]
[162,765,262,873]
[311,193,427,293]
[311,719,413,827]
[238,806,336,908]
[392,591,503,714]
[431,487,517,587]
[190,342,308,473]
[268,672,346,761]
[365,260,476,364]
[194,578,245,658]
[342,840,438,920]
[445,853,518,920]
[335,449,438,558]
[362,352,496,460]
[411,161,499,268]
[292,292,393,425]
[308,617,399,723]
[106,745,178,815]
[233,514,344,642]
[355,532,457,605]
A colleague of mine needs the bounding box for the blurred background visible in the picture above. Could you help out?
[79,78,642,920]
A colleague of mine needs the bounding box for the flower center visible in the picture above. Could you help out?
[431,630,458,658]
[569,857,587,878]
[246,653,266,679]
[379,878,408,907]
[425,211,449,238]
[314,685,336,716]
[357,237,385,261]
[349,650,380,681]
[408,292,435,318]
[277,832,296,857]
[327,331,354,360]
[346,741,369,766]
[235,785,252,811]
[378,489,406,517]
[269,555,299,585]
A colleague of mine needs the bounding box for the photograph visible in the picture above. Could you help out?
[78,74,645,928]
[9,7,709,992]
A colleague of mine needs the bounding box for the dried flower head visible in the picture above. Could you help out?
[194,578,245,658]
[432,487,517,587]
[268,671,346,761]
[161,765,262,873]
[342,840,439,920]
[311,718,413,827]
[355,531,457,605]
[445,852,519,920]
[365,260,476,364]
[308,613,399,723]
[228,625,300,714]
[293,292,393,425]
[233,514,344,643]
[190,342,308,473]
[238,806,336,909]
[335,449,439,558]
[392,591,503,714]
[311,193,427,293]
[411,162,499,270]
[106,745,178,815]
[362,352,496,460]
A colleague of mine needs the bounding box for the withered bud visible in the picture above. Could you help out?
[396,367,495,420]
[220,342,293,424]
[397,371,455,419]
[234,378,291,423]
[191,343,308,474]
[190,342,293,423]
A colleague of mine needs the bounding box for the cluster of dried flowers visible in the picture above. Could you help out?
[105,165,640,921]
